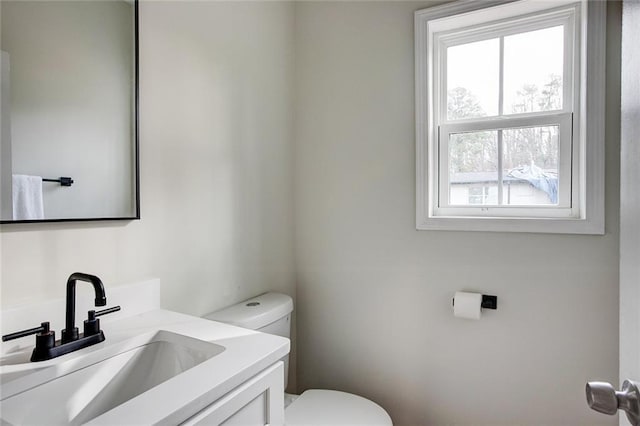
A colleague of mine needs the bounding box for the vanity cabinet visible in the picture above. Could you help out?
[182,362,284,426]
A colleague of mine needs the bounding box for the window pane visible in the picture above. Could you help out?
[449,131,498,205]
[503,26,564,115]
[503,126,559,205]
[447,39,499,120]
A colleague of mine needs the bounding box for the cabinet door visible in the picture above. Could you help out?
[181,362,284,426]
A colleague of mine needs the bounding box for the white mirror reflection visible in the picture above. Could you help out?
[0,0,138,222]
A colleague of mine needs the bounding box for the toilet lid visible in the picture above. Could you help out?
[285,389,392,426]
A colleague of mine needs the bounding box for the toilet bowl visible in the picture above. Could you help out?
[204,292,392,426]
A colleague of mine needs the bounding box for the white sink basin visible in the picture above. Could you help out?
[1,330,225,425]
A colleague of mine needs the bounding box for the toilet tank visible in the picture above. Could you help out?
[203,292,294,386]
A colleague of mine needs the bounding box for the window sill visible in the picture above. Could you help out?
[416,215,604,235]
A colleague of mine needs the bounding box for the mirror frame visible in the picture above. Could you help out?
[1,0,140,225]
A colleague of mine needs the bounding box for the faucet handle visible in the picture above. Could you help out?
[84,306,121,336]
[3,322,56,362]
[2,322,51,342]
[95,306,121,317]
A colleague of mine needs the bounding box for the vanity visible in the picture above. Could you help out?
[0,280,289,425]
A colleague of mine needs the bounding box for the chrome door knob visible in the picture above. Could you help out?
[586,382,619,415]
[586,380,640,426]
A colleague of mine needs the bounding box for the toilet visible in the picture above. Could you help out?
[204,292,392,426]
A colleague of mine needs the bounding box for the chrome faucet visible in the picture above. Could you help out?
[62,273,107,343]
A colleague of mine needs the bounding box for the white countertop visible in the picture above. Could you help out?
[1,295,290,425]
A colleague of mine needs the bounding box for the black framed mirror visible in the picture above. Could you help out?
[0,0,139,224]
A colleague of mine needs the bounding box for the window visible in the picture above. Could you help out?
[415,0,606,234]
[468,186,496,205]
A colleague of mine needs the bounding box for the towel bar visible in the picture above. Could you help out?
[43,177,74,187]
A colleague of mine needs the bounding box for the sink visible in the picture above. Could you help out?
[1,330,225,425]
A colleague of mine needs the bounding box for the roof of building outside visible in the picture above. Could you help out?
[450,170,558,184]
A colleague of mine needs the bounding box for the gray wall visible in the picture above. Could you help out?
[293,1,621,425]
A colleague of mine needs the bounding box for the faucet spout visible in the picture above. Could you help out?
[62,273,107,343]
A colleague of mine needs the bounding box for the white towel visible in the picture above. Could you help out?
[12,174,44,220]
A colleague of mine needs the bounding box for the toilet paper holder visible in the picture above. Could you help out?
[452,294,498,310]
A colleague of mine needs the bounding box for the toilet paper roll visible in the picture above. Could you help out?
[453,291,482,320]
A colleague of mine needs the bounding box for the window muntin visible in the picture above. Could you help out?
[433,8,577,218]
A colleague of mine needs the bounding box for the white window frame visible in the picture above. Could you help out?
[415,0,606,234]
